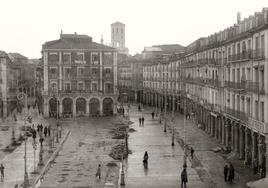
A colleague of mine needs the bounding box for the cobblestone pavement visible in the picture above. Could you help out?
[123,105,206,188]
[38,117,121,188]
[141,104,261,188]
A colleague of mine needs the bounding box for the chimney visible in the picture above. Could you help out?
[74,32,77,35]
[237,12,241,24]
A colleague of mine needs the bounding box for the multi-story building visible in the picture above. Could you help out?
[142,8,268,177]
[42,33,118,118]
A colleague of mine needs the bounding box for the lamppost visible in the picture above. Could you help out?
[164,95,167,133]
[23,116,30,187]
[31,141,38,174]
[183,95,187,169]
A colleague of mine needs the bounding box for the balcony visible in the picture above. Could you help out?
[252,48,265,60]
[225,107,248,122]
[228,50,252,62]
[248,117,268,134]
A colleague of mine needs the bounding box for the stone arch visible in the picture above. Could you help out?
[76,97,86,117]
[62,97,73,117]
[102,97,114,116]
[89,98,100,116]
[48,98,60,118]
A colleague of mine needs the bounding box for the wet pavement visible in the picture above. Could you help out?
[39,117,121,188]
[140,104,261,188]
[124,105,205,188]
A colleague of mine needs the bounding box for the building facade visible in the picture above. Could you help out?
[142,8,268,177]
[42,33,118,118]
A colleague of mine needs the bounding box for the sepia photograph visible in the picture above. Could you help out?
[0,0,268,187]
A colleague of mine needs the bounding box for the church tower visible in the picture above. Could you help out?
[111,22,128,55]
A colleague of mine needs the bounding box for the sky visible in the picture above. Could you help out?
[0,0,268,58]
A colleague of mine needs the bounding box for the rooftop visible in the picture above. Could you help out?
[43,33,115,51]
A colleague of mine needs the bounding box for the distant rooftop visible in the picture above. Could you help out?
[111,22,125,26]
[43,32,115,51]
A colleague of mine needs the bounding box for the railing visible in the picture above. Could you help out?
[228,50,252,62]
[225,107,248,122]
[248,117,268,134]
[252,48,265,60]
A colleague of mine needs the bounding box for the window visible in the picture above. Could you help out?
[49,67,58,78]
[92,83,97,91]
[49,52,58,62]
[92,53,99,65]
[105,68,111,77]
[63,53,71,64]
[105,83,112,93]
[78,82,84,91]
[64,67,71,78]
[77,52,84,61]
[255,100,259,120]
[51,82,57,91]
[77,67,84,77]
[65,82,71,91]
[92,68,98,76]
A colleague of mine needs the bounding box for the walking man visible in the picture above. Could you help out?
[44,126,48,137]
[224,163,229,182]
[0,163,4,181]
[47,125,51,137]
[181,168,188,188]
[190,147,194,159]
[96,164,101,179]
[141,116,144,126]
[139,117,141,126]
[228,163,235,182]
[151,111,155,120]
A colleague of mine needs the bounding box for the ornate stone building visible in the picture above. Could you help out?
[42,33,118,118]
[142,8,268,176]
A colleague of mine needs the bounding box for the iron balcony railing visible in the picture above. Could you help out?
[225,107,248,122]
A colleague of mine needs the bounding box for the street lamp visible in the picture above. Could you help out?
[23,117,30,187]
[183,95,187,169]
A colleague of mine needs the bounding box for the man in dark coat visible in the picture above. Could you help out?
[228,163,235,182]
[181,168,188,188]
[44,126,48,137]
[224,163,229,182]
[190,147,194,159]
[141,116,144,126]
[139,117,141,126]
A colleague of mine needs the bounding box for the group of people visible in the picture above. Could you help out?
[224,163,235,183]
[139,116,145,126]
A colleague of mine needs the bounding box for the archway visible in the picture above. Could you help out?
[63,98,73,117]
[103,98,113,116]
[76,98,86,117]
[49,98,59,118]
[89,98,100,116]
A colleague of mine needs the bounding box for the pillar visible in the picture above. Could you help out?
[59,101,63,117]
[265,136,268,178]
[239,125,245,159]
[251,131,257,167]
[231,123,235,150]
[257,135,264,170]
[3,100,7,119]
[43,99,49,117]
[100,100,103,116]
[72,101,76,117]
[86,100,90,116]
[244,128,249,164]
[235,124,239,153]
[225,124,230,148]
[221,117,225,145]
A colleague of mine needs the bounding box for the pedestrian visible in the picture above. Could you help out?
[40,124,43,132]
[228,163,235,182]
[32,129,37,143]
[44,126,48,137]
[39,136,44,147]
[224,163,229,182]
[141,116,144,126]
[181,168,188,188]
[95,164,101,179]
[138,105,141,112]
[37,124,40,132]
[47,125,51,137]
[143,151,149,165]
[32,124,35,130]
[0,163,4,182]
[253,158,258,174]
[139,117,141,126]
[190,147,194,159]
[152,111,155,119]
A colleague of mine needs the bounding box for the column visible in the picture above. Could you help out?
[210,116,213,136]
[257,135,264,171]
[215,117,219,139]
[251,131,256,167]
[221,117,225,145]
[86,100,89,116]
[72,100,76,117]
[3,100,7,119]
[265,136,268,178]
[59,52,62,90]
[235,124,239,153]
[225,124,229,147]
[239,125,245,159]
[231,123,235,150]
[43,99,49,117]
[100,100,103,116]
[59,101,63,117]
[244,128,250,165]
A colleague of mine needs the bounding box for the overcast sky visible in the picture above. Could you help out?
[0,0,267,58]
